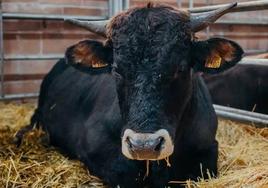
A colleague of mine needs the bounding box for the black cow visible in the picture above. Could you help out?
[16,3,243,188]
[203,64,268,114]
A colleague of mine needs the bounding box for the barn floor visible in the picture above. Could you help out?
[0,102,267,188]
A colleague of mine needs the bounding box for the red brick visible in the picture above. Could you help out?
[42,21,88,35]
[4,20,42,32]
[259,40,268,50]
[38,0,83,6]
[2,0,36,2]
[41,33,65,54]
[4,74,45,82]
[246,39,260,50]
[63,7,106,16]
[210,24,232,32]
[3,2,43,14]
[210,25,268,36]
[63,22,92,34]
[3,60,56,75]
[4,80,42,95]
[41,6,64,15]
[232,39,248,50]
[3,2,65,14]
[41,21,65,33]
[210,0,248,4]
[4,33,41,55]
[82,0,108,8]
[41,33,103,54]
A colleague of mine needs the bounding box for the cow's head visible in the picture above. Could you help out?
[65,3,243,161]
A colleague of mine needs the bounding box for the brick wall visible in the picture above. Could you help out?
[1,0,268,97]
[2,0,107,96]
[2,0,108,15]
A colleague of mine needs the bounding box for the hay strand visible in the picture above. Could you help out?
[0,102,267,187]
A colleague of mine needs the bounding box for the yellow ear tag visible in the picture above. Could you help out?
[205,54,222,68]
[92,61,108,68]
[91,60,108,68]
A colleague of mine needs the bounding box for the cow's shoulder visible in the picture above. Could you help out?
[180,75,217,150]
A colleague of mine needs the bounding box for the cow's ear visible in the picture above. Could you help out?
[65,40,112,70]
[191,38,244,73]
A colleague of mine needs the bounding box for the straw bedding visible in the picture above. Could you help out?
[0,102,267,188]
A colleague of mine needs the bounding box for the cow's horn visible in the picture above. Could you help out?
[65,19,108,37]
[190,2,237,32]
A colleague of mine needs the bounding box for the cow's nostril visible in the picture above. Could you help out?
[126,137,132,148]
[154,137,164,152]
[122,129,173,160]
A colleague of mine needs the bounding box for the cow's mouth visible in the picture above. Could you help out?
[121,129,174,160]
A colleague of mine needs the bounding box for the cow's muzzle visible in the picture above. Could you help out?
[122,129,174,160]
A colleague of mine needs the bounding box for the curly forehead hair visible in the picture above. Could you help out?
[106,2,191,40]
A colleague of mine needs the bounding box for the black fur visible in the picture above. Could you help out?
[203,64,268,114]
[16,4,243,187]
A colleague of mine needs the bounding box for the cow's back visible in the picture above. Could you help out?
[203,64,268,114]
[38,59,68,109]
